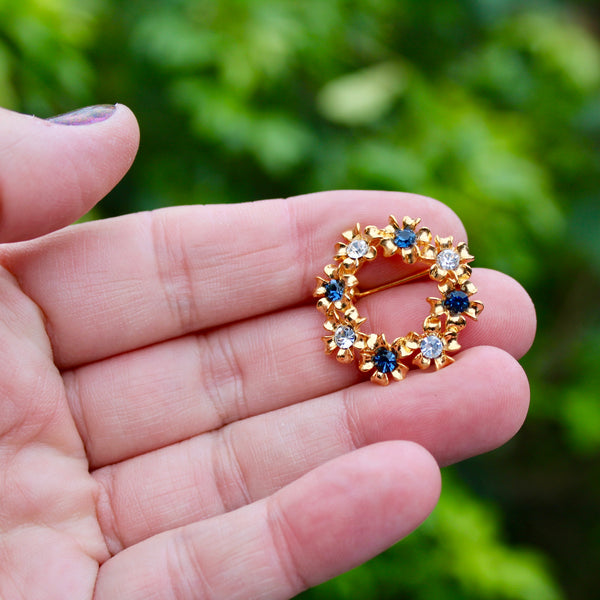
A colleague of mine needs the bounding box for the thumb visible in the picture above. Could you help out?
[0,104,139,242]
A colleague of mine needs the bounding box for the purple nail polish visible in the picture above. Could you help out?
[46,104,116,125]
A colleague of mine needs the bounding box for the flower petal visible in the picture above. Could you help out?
[364,225,382,240]
[365,247,377,260]
[437,281,452,295]
[455,264,472,284]
[462,280,478,296]
[434,354,454,370]
[419,245,436,261]
[424,316,442,334]
[457,242,474,261]
[402,216,420,229]
[381,238,397,257]
[342,257,356,270]
[436,235,454,249]
[371,371,390,386]
[391,363,409,381]
[399,331,421,355]
[323,320,336,332]
[333,299,350,311]
[316,298,331,313]
[313,285,327,297]
[388,215,401,229]
[344,306,359,322]
[416,227,432,244]
[324,337,337,353]
[337,348,354,363]
[401,245,418,264]
[365,333,379,350]
[448,315,467,329]
[467,301,484,319]
[354,337,368,350]
[429,264,447,281]
[427,297,444,316]
[324,264,337,277]
[445,337,461,352]
[359,357,375,372]
[344,274,359,288]
[413,353,431,370]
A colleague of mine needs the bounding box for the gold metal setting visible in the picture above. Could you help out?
[314,215,484,385]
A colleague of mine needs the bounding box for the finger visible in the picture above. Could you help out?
[67,268,534,467]
[93,441,440,600]
[92,346,526,551]
[3,191,467,367]
[0,105,139,242]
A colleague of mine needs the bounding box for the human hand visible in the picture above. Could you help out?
[0,105,535,599]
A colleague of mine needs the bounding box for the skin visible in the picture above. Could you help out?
[0,104,536,599]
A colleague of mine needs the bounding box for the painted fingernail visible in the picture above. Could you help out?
[46,104,117,125]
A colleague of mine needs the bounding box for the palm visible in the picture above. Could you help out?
[0,279,105,598]
[0,107,535,600]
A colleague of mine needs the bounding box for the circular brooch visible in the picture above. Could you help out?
[314,216,484,385]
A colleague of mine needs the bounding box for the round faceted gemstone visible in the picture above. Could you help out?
[436,249,460,271]
[325,279,345,302]
[420,335,443,359]
[334,325,356,349]
[393,228,417,248]
[347,238,369,259]
[373,347,398,374]
[443,290,470,315]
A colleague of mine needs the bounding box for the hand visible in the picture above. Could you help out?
[0,105,535,599]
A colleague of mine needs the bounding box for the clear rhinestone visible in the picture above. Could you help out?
[347,238,369,259]
[420,335,443,359]
[436,249,460,271]
[334,325,356,349]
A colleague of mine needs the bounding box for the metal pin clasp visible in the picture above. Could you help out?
[354,268,431,298]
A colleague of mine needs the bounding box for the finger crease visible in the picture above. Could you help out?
[198,328,248,427]
[211,426,252,512]
[93,469,127,556]
[340,388,367,451]
[167,530,215,600]
[265,496,310,594]
[149,211,200,334]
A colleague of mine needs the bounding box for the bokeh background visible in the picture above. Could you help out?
[1,0,599,597]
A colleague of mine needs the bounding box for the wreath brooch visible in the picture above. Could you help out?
[314,216,484,385]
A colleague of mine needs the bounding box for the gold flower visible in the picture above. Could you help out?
[334,223,378,270]
[313,264,358,313]
[421,236,473,284]
[412,316,461,371]
[358,332,419,385]
[427,280,484,330]
[371,216,432,264]
[322,306,367,364]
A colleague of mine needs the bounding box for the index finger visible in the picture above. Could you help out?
[1,191,467,368]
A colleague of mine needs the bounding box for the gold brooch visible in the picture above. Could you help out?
[314,216,484,385]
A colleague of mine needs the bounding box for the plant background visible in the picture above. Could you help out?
[1,0,599,597]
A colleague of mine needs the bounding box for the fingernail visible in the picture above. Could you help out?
[46,104,117,126]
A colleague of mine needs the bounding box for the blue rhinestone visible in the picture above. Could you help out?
[443,290,470,315]
[373,347,398,374]
[325,279,345,302]
[393,228,416,248]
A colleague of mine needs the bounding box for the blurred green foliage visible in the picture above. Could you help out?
[2,0,599,597]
